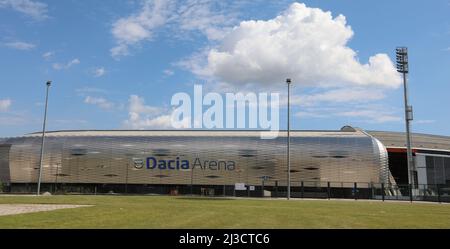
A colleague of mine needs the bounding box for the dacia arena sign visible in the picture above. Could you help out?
[133,157,236,171]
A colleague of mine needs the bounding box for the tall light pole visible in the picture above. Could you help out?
[286,78,291,200]
[37,81,51,195]
[396,47,415,190]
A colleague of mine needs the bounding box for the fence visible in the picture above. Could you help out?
[260,180,450,203]
[1,181,449,203]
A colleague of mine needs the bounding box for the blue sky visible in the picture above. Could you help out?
[0,0,449,137]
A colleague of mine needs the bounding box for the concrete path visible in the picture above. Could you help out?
[0,204,92,217]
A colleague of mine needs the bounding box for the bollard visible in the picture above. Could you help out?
[275,180,278,198]
[409,184,413,203]
[438,185,441,203]
[301,181,304,199]
[327,182,331,200]
[261,180,265,198]
[370,183,374,199]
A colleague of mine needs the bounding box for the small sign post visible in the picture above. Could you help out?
[234,183,246,191]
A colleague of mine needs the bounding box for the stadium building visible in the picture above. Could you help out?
[0,126,449,199]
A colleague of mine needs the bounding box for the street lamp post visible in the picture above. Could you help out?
[396,47,415,190]
[37,81,51,195]
[125,163,129,194]
[286,78,291,200]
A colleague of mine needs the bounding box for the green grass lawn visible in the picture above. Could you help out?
[0,195,449,228]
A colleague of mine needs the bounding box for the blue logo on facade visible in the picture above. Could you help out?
[141,156,236,171]
[146,156,189,170]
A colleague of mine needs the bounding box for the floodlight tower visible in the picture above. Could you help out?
[286,78,291,200]
[396,47,416,189]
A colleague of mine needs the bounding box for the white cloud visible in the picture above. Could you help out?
[174,0,237,41]
[184,3,401,89]
[295,111,328,119]
[0,99,33,126]
[0,115,27,126]
[52,58,80,70]
[42,51,54,60]
[289,88,386,107]
[111,0,175,58]
[110,0,238,58]
[93,67,106,77]
[415,119,436,124]
[3,41,35,50]
[163,69,174,76]
[0,98,11,112]
[0,0,48,20]
[336,109,401,123]
[176,48,212,79]
[67,58,80,67]
[126,113,174,129]
[84,96,114,110]
[108,1,404,127]
[295,105,402,124]
[54,119,88,125]
[123,95,173,129]
[128,95,162,116]
[76,87,108,95]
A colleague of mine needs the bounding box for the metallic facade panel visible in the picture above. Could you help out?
[0,130,389,186]
[0,144,11,183]
[368,131,450,151]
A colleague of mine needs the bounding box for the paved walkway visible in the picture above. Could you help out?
[0,204,92,217]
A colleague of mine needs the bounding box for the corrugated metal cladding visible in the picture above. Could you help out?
[0,129,390,186]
